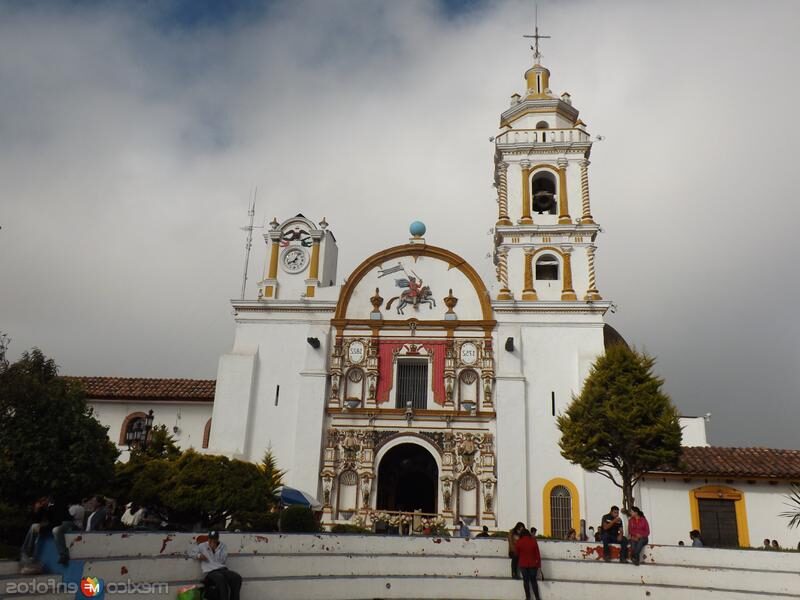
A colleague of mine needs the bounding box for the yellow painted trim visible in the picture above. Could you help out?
[306,239,321,298]
[521,166,532,223]
[334,244,493,321]
[688,485,751,547]
[557,166,571,224]
[267,240,280,279]
[561,251,577,301]
[522,251,537,300]
[264,285,274,298]
[542,477,581,537]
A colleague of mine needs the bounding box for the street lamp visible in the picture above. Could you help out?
[126,409,155,451]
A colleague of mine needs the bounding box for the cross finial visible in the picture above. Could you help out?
[523,5,550,63]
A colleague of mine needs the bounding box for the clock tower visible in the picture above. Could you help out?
[259,214,338,300]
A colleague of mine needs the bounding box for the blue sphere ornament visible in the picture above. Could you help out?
[409,221,427,237]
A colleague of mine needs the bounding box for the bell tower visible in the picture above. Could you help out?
[492,31,602,304]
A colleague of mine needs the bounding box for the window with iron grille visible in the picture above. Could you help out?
[550,485,572,539]
[396,359,428,409]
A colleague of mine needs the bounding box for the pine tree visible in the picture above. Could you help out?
[557,344,682,512]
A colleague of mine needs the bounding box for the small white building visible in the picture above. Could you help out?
[75,47,800,551]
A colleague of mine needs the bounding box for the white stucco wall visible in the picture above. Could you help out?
[89,400,212,462]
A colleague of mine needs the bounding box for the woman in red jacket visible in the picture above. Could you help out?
[515,527,542,600]
[628,506,650,566]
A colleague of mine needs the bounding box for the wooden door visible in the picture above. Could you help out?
[698,498,739,547]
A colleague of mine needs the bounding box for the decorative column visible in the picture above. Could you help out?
[520,160,533,225]
[305,235,322,298]
[584,244,603,300]
[579,159,595,225]
[496,248,513,300]
[495,161,512,226]
[263,231,281,298]
[522,247,538,301]
[560,246,577,301]
[557,158,571,225]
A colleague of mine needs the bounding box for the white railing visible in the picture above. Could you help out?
[495,128,590,145]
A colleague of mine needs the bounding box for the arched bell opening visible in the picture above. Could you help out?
[376,442,438,514]
[531,171,558,215]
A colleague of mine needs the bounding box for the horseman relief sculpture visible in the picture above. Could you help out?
[378,262,436,315]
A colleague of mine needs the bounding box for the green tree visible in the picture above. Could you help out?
[161,450,272,528]
[130,424,181,461]
[0,348,119,506]
[557,344,682,512]
[780,484,800,529]
[260,449,286,502]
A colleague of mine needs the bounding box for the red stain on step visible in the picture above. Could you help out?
[159,534,174,554]
[69,535,83,548]
[121,566,128,575]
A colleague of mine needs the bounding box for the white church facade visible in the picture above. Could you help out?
[75,47,800,550]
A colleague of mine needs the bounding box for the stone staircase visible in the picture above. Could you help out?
[2,532,799,599]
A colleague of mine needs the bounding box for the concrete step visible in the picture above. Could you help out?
[239,576,800,600]
[0,574,63,598]
[0,563,17,577]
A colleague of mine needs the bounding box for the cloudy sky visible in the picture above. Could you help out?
[1,0,798,448]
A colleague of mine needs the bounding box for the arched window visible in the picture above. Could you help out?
[535,120,549,129]
[536,254,560,280]
[118,412,147,446]
[542,478,580,538]
[549,485,572,539]
[202,418,212,449]
[531,171,557,215]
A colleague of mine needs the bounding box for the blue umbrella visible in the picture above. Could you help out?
[274,486,323,510]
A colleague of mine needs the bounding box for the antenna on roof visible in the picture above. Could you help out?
[240,188,263,300]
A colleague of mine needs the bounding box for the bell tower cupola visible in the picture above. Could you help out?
[491,23,607,306]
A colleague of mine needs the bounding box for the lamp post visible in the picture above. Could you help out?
[126,409,155,452]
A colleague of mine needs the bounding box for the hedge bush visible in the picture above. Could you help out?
[279,506,320,533]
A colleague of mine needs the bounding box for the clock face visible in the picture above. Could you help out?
[281,247,309,274]
[460,342,478,365]
[348,340,365,364]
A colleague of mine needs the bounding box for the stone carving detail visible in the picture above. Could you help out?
[482,477,496,512]
[360,475,372,507]
[441,476,454,511]
[453,432,493,474]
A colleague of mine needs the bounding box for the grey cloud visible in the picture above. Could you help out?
[1,0,798,447]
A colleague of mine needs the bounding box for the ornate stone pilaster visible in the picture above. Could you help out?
[560,245,578,301]
[520,160,533,225]
[496,161,512,226]
[584,244,603,301]
[579,159,595,224]
[495,248,513,300]
[263,230,281,298]
[557,158,571,225]
[522,247,538,301]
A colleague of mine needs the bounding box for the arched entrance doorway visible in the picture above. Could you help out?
[377,443,438,514]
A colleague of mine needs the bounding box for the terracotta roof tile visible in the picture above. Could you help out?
[652,446,800,480]
[63,376,215,402]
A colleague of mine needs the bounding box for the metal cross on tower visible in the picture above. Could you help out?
[523,6,550,63]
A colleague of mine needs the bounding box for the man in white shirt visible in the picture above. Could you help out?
[194,531,242,600]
